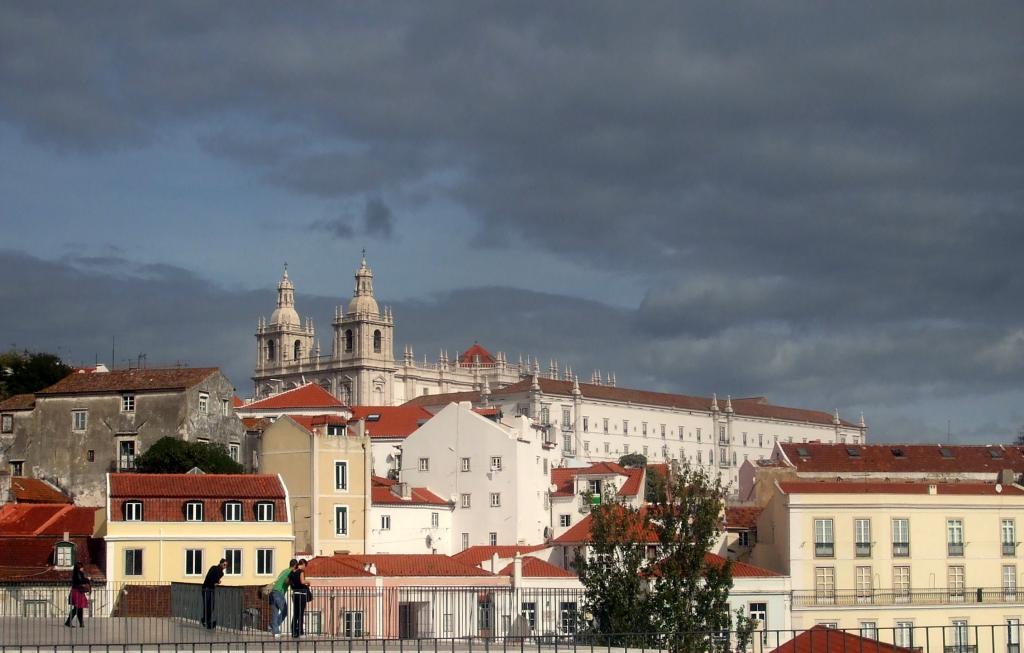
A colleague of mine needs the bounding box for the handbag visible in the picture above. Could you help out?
[80,582,92,593]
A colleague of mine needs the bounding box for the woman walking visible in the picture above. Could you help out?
[64,562,90,627]
[289,559,311,639]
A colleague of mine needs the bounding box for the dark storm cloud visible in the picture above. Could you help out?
[1,2,1022,440]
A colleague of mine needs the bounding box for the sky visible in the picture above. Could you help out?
[1,2,1022,443]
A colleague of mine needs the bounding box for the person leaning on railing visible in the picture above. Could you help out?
[64,562,91,628]
[289,559,312,639]
[268,559,297,638]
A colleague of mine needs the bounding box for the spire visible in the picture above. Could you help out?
[725,395,734,413]
[859,412,866,428]
[572,375,581,397]
[531,367,540,391]
[347,253,379,315]
[481,378,492,405]
[270,263,300,326]
[833,408,841,426]
[711,393,720,412]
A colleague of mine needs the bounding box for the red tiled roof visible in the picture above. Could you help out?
[703,552,781,577]
[242,417,271,432]
[778,442,1024,474]
[37,367,218,395]
[724,506,762,530]
[767,626,913,653]
[351,405,433,438]
[372,484,451,506]
[289,414,349,432]
[9,478,71,504]
[550,463,644,498]
[779,480,1024,496]
[108,473,286,499]
[452,545,549,566]
[0,537,104,582]
[0,393,35,411]
[232,396,245,408]
[553,509,659,545]
[244,384,346,411]
[307,554,496,578]
[458,343,496,366]
[498,556,576,578]
[0,505,99,536]
[405,377,855,427]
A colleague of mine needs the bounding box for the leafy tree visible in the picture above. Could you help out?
[0,350,71,398]
[618,453,647,468]
[574,461,754,653]
[133,437,243,474]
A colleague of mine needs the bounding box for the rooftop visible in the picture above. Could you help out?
[550,462,645,498]
[306,554,496,578]
[452,545,550,567]
[766,625,913,653]
[724,506,762,530]
[37,367,219,395]
[9,478,71,504]
[242,383,346,411]
[0,393,35,411]
[371,477,451,506]
[778,480,1024,496]
[108,473,286,499]
[498,556,576,578]
[0,504,99,537]
[350,405,434,438]
[778,442,1024,474]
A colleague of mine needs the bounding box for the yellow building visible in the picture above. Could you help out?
[103,473,294,585]
[751,478,1024,648]
[258,414,372,556]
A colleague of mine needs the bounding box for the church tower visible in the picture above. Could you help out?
[331,254,396,405]
[254,265,315,394]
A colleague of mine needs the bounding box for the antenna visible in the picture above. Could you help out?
[947,419,951,444]
[111,336,115,370]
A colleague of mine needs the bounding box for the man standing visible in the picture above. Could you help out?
[201,558,228,629]
[269,559,296,638]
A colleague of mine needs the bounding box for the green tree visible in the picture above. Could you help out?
[133,437,243,474]
[574,461,754,652]
[618,453,647,468]
[0,350,71,398]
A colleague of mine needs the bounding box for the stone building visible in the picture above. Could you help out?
[0,367,248,506]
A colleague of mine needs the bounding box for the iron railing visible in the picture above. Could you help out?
[793,587,1024,608]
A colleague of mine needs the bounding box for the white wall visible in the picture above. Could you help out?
[367,502,453,554]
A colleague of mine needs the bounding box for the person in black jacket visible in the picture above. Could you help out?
[201,559,228,629]
[64,562,90,627]
[289,559,311,638]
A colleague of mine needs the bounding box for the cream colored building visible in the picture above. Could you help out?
[103,473,294,585]
[258,414,372,556]
[751,478,1024,646]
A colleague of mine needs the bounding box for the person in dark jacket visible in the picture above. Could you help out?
[201,559,228,629]
[64,562,90,627]
[289,559,311,638]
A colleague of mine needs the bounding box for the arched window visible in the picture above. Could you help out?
[267,339,276,361]
[344,329,354,353]
[293,340,302,361]
[373,330,382,353]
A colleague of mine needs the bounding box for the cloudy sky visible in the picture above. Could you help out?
[2,2,1022,442]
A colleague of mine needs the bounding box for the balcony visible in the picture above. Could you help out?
[814,543,834,557]
[893,542,910,557]
[855,542,871,557]
[948,542,965,556]
[793,587,1024,609]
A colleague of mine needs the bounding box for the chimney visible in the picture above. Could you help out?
[512,553,524,588]
[391,483,412,500]
[62,531,70,542]
[1001,469,1016,486]
[928,484,937,495]
[490,552,499,573]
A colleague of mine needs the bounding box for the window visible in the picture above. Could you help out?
[758,433,763,447]
[372,329,382,353]
[643,445,648,457]
[660,424,666,438]
[9,461,22,477]
[334,506,348,536]
[124,548,143,576]
[185,501,204,522]
[584,441,590,452]
[814,519,834,557]
[121,393,135,412]
[719,426,727,443]
[679,426,684,440]
[947,519,964,556]
[185,549,204,576]
[87,449,95,462]
[719,447,727,466]
[255,502,274,522]
[540,405,550,424]
[560,514,572,528]
[623,444,629,454]
[893,565,911,601]
[335,461,349,490]
[951,620,969,653]
[223,502,242,521]
[488,532,497,546]
[304,611,322,635]
[895,622,914,648]
[583,417,589,432]
[559,602,577,633]
[344,611,364,638]
[855,518,871,557]
[380,515,391,530]
[948,565,965,599]
[418,457,429,471]
[54,543,74,568]
[72,410,87,431]
[893,518,910,556]
[1004,564,1017,598]
[490,456,502,471]
[461,533,469,551]
[622,419,629,434]
[1009,619,1021,653]
[742,432,747,446]
[257,549,274,575]
[222,399,230,416]
[124,501,143,521]
[0,413,11,433]
[860,622,879,640]
[118,439,137,471]
[642,422,648,436]
[855,566,873,603]
[603,441,609,453]
[696,427,702,443]
[228,443,239,462]
[461,457,471,472]
[748,602,768,643]
[1004,519,1017,556]
[489,492,501,507]
[738,531,750,547]
[814,567,835,603]
[562,407,571,429]
[697,451,702,464]
[521,602,537,630]
[198,392,209,413]
[460,493,471,508]
[430,512,439,528]
[344,329,353,352]
[602,418,609,434]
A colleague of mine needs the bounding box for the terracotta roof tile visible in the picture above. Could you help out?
[351,405,433,438]
[9,478,71,504]
[0,393,35,411]
[767,626,913,653]
[108,473,286,499]
[457,343,496,366]
[307,554,496,578]
[372,484,451,506]
[779,480,1024,496]
[452,545,549,566]
[37,367,219,395]
[553,510,659,545]
[779,442,1024,474]
[498,556,576,578]
[289,414,349,432]
[0,536,104,582]
[244,384,346,411]
[232,396,245,408]
[241,417,272,431]
[0,505,99,536]
[724,506,762,530]
[703,552,781,577]
[550,463,644,498]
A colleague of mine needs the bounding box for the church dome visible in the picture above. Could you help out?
[347,255,380,316]
[270,266,301,326]
[270,305,300,326]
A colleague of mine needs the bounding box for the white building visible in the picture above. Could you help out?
[398,402,563,552]
[367,476,454,554]
[407,376,865,493]
[549,462,646,539]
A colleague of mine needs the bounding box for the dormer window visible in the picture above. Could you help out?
[255,502,275,522]
[124,501,143,521]
[223,501,242,522]
[54,542,75,569]
[185,501,204,522]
